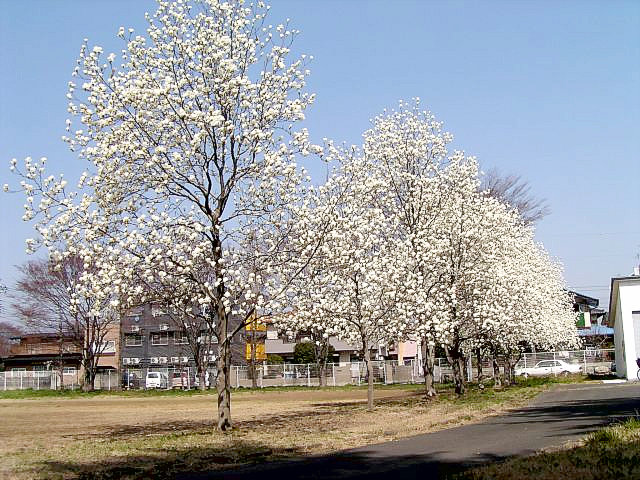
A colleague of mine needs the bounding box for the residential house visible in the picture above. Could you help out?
[569,290,614,345]
[609,273,640,380]
[264,324,418,365]
[1,333,82,385]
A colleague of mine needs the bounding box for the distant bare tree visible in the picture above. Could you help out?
[0,279,7,315]
[481,168,550,225]
[10,257,118,391]
[0,321,22,357]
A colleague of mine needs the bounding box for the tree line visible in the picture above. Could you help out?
[5,0,577,430]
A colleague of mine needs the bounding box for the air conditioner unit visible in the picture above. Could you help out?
[159,357,168,364]
[131,326,140,332]
[378,346,388,357]
[209,355,217,362]
[182,356,189,363]
[131,358,140,364]
[160,324,169,331]
[123,358,130,365]
[150,357,159,364]
[171,357,179,363]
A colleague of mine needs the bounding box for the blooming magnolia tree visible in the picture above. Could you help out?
[6,0,580,416]
[8,0,323,430]
[429,161,578,392]
[278,153,409,410]
[361,101,453,398]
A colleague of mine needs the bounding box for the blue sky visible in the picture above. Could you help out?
[1,0,638,313]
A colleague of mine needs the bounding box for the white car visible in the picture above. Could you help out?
[145,371,168,389]
[515,359,582,377]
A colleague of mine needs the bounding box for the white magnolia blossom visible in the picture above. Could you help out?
[9,0,321,430]
[7,0,578,419]
[275,148,410,410]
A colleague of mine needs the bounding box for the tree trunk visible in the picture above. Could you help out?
[492,356,502,388]
[318,362,326,387]
[503,354,516,385]
[502,361,510,385]
[363,341,374,411]
[216,308,232,431]
[198,363,207,391]
[421,340,437,398]
[476,348,484,382]
[82,359,95,392]
[445,345,466,395]
[250,327,257,389]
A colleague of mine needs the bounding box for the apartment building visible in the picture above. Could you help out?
[120,304,246,373]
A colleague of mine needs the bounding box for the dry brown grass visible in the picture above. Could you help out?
[0,384,549,479]
[454,418,640,480]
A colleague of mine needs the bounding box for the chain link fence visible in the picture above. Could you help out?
[0,348,616,391]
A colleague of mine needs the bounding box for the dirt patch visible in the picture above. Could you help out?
[0,384,547,479]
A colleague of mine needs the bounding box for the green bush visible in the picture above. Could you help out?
[293,342,315,364]
[266,354,284,365]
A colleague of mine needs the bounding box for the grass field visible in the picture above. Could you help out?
[0,378,576,479]
[455,417,640,480]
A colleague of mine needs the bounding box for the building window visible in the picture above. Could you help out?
[63,367,76,375]
[125,334,143,347]
[151,332,169,346]
[151,304,167,317]
[102,340,116,353]
[11,368,26,373]
[174,332,188,345]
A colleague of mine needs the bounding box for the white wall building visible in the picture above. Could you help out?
[610,275,640,380]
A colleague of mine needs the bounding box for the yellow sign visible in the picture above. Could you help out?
[245,343,266,361]
[245,312,267,331]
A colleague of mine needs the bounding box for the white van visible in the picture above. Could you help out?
[145,371,168,389]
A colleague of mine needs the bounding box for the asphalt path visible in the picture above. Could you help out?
[181,382,640,480]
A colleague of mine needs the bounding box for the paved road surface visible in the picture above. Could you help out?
[182,383,640,480]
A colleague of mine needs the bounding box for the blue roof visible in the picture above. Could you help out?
[577,326,614,336]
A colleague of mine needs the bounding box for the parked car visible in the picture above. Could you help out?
[171,371,190,389]
[123,372,141,390]
[145,371,168,389]
[515,359,582,377]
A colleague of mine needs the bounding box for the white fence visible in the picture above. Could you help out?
[0,349,616,391]
[0,370,120,391]
[515,349,615,376]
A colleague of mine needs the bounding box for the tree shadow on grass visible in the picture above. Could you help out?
[36,445,504,480]
[68,394,427,442]
[36,439,306,480]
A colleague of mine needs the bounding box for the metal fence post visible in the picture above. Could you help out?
[332,363,336,386]
[307,364,310,387]
[583,350,587,374]
[20,373,23,390]
[553,351,557,377]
